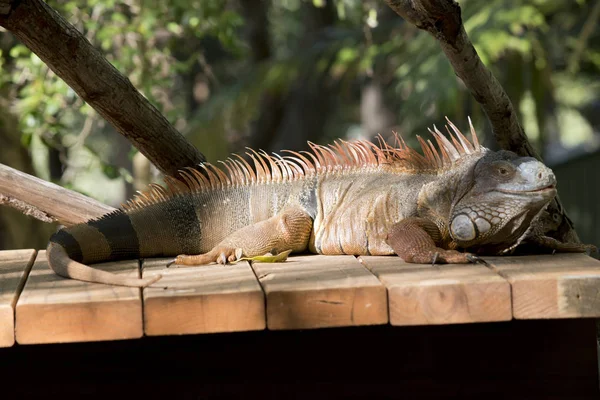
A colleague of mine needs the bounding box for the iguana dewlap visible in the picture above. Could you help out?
[46,119,587,287]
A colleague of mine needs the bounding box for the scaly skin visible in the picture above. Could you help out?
[47,120,595,287]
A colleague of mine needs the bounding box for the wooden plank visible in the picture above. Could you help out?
[359,256,512,326]
[142,258,265,336]
[252,255,387,330]
[485,253,600,319]
[0,249,37,347]
[15,251,143,344]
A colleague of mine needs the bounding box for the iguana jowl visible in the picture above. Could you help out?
[47,119,589,287]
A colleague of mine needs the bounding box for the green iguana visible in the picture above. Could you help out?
[46,118,592,287]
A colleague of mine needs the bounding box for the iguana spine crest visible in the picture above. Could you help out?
[123,116,482,213]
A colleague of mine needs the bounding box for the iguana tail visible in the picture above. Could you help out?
[47,241,162,287]
[47,208,174,288]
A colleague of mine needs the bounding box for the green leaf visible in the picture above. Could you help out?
[232,249,293,264]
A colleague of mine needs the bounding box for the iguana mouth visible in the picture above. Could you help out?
[497,184,556,195]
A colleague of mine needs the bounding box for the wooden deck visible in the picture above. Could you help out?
[1,249,600,346]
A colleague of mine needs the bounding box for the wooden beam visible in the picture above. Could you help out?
[485,254,600,319]
[15,251,143,344]
[359,256,512,326]
[0,163,114,226]
[142,259,265,336]
[252,255,388,330]
[0,249,36,347]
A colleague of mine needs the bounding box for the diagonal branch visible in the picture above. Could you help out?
[385,0,579,243]
[0,0,205,176]
[386,0,535,156]
[0,163,114,226]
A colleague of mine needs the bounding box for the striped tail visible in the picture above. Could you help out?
[47,209,162,288]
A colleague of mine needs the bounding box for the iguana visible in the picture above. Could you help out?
[46,118,593,287]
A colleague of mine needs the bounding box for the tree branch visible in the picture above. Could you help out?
[386,0,536,155]
[0,163,114,226]
[385,0,579,244]
[567,0,600,75]
[0,0,205,176]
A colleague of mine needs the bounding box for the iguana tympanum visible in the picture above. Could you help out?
[46,119,591,287]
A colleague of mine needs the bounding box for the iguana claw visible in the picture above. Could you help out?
[466,253,490,266]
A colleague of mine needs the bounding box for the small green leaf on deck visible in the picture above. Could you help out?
[232,249,293,264]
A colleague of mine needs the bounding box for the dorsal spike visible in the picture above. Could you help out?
[433,125,460,161]
[445,125,465,154]
[428,128,451,165]
[300,150,321,170]
[218,160,237,184]
[282,156,305,178]
[232,159,251,185]
[246,153,267,182]
[307,142,327,167]
[445,116,473,153]
[273,153,292,180]
[329,141,352,165]
[225,158,244,184]
[357,141,378,164]
[189,167,211,188]
[427,139,442,169]
[258,150,281,182]
[341,141,363,165]
[179,169,199,190]
[199,164,219,189]
[416,135,436,168]
[320,145,342,170]
[164,176,185,195]
[468,116,480,150]
[246,148,269,181]
[148,183,167,201]
[232,154,256,183]
[281,150,314,173]
[206,163,230,186]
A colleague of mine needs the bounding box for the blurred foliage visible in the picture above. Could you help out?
[0,0,599,210]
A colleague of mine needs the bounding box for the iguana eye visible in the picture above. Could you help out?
[493,161,514,178]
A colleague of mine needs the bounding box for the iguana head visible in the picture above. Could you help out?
[447,150,557,253]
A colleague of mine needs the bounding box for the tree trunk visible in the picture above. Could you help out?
[0,0,205,176]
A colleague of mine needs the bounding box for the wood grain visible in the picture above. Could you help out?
[252,255,387,330]
[142,258,265,336]
[360,256,512,326]
[0,249,37,347]
[15,251,143,344]
[0,163,114,226]
[485,254,600,319]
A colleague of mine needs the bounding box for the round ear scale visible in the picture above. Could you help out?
[450,214,476,241]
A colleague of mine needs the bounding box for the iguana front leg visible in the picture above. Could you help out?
[386,217,472,264]
[172,207,313,266]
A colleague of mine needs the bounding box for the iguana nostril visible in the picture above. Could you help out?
[538,172,543,179]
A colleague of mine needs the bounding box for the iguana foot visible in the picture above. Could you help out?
[387,217,474,264]
[168,247,243,267]
[528,235,598,255]
[403,249,473,264]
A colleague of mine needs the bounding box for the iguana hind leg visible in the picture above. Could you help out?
[172,206,313,266]
[526,235,598,254]
[387,217,472,264]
